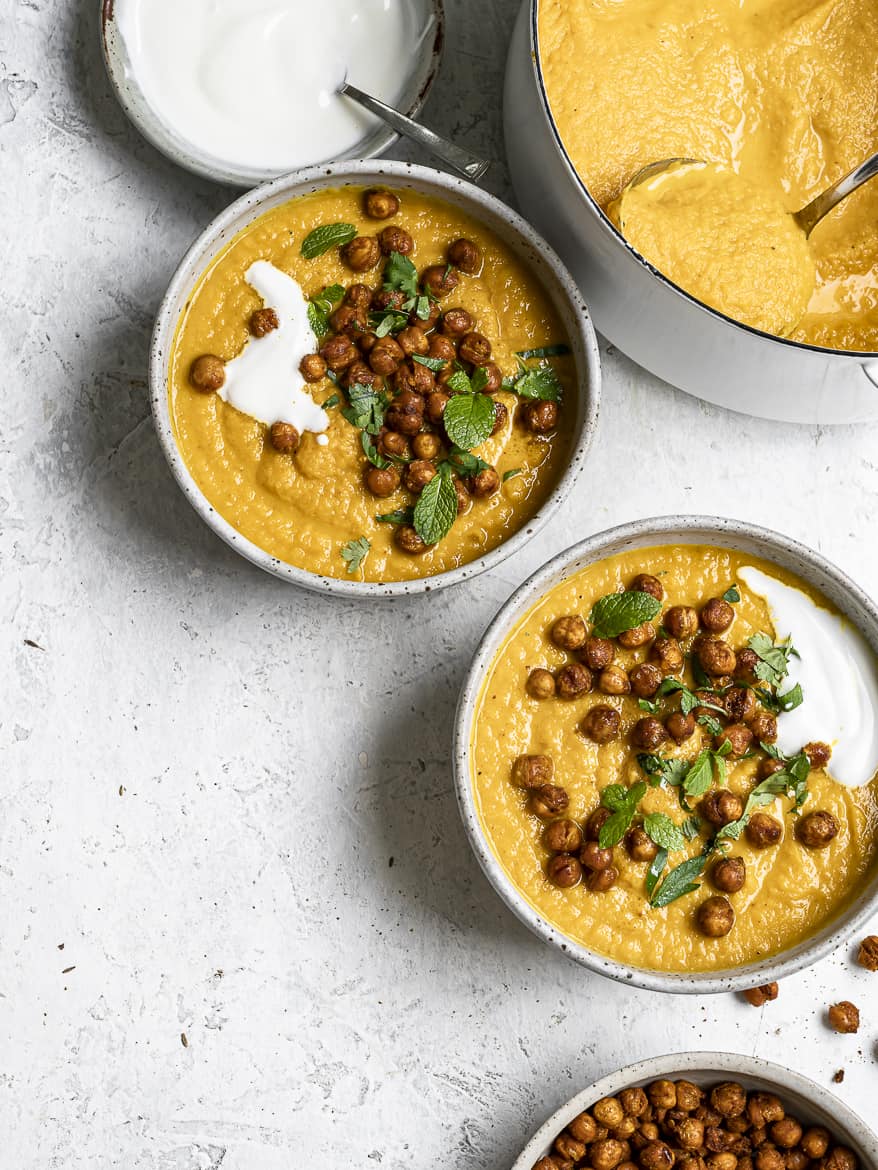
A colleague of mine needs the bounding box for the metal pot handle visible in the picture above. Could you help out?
[864,362,878,390]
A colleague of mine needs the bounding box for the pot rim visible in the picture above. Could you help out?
[100,0,446,188]
[527,0,878,360]
[149,159,602,599]
[511,1051,878,1169]
[453,513,878,993]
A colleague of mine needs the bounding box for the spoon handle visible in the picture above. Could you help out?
[794,149,878,237]
[339,81,490,183]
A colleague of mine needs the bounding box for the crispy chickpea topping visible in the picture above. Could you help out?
[828,1001,860,1034]
[531,784,570,819]
[249,307,279,337]
[526,668,556,701]
[364,189,400,219]
[511,754,554,790]
[711,855,746,894]
[579,705,622,744]
[268,421,300,454]
[556,663,593,699]
[795,809,839,848]
[696,895,735,937]
[544,818,583,854]
[598,665,631,696]
[189,354,226,392]
[856,935,878,970]
[743,982,778,1007]
[745,812,783,848]
[341,236,381,272]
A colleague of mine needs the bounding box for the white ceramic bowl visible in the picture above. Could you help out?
[454,515,878,992]
[503,0,878,424]
[150,160,601,598]
[513,1052,878,1170]
[100,0,445,187]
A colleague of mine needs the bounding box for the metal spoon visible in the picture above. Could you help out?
[338,79,490,183]
[624,151,878,237]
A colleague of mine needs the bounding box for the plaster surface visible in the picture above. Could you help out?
[1,1,876,1166]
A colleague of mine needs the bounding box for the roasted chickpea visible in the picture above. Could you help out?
[667,711,696,744]
[586,807,612,841]
[711,856,746,894]
[421,264,460,298]
[711,1084,747,1120]
[713,1156,743,1170]
[770,1119,802,1149]
[452,476,471,516]
[358,331,379,354]
[521,399,560,433]
[580,840,614,871]
[478,362,503,394]
[428,334,457,363]
[364,188,400,219]
[700,789,744,827]
[369,336,405,376]
[372,288,406,313]
[412,432,442,461]
[626,826,659,863]
[554,1133,587,1163]
[746,812,783,848]
[756,757,785,781]
[804,741,832,769]
[448,237,483,274]
[531,784,570,819]
[458,331,492,366]
[491,399,509,436]
[696,895,735,938]
[591,1138,626,1170]
[394,525,427,554]
[675,1118,705,1151]
[856,935,878,970]
[724,686,756,724]
[344,283,373,309]
[801,1129,831,1159]
[386,391,424,435]
[701,597,735,633]
[396,325,429,357]
[343,359,381,390]
[546,852,582,888]
[248,307,279,337]
[743,982,778,1007]
[697,638,737,677]
[441,307,473,337]
[748,1093,784,1127]
[620,1088,649,1118]
[300,353,328,382]
[404,460,437,494]
[715,722,753,758]
[650,637,684,674]
[618,621,655,650]
[664,605,699,640]
[365,465,400,497]
[630,663,663,699]
[824,1149,859,1170]
[469,466,500,498]
[579,636,615,671]
[330,303,368,337]
[269,421,300,454]
[426,390,450,425]
[378,225,414,256]
[396,359,435,397]
[640,1141,675,1170]
[544,818,583,854]
[630,573,664,601]
[648,1081,677,1111]
[733,647,760,682]
[551,615,588,651]
[593,1098,626,1128]
[526,668,556,700]
[580,705,622,744]
[828,1000,860,1033]
[794,810,839,849]
[675,1082,703,1112]
[568,1113,600,1143]
[320,333,359,371]
[342,236,381,272]
[632,717,669,750]
[586,865,619,892]
[556,662,593,699]
[511,754,554,789]
[748,711,778,744]
[378,430,409,459]
[189,354,226,392]
[599,665,631,695]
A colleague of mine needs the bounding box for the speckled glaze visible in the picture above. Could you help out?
[513,1052,878,1170]
[100,0,446,187]
[454,516,878,992]
[149,161,601,599]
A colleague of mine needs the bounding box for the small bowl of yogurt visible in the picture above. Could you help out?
[100,0,444,187]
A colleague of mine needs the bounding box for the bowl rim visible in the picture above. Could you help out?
[149,159,602,599]
[511,1051,878,1169]
[453,514,878,992]
[526,0,878,360]
[99,0,446,187]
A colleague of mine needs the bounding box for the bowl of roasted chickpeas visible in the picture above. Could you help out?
[454,515,878,992]
[513,1052,878,1170]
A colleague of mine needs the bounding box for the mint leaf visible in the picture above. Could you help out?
[650,853,708,908]
[446,369,474,395]
[589,590,662,637]
[376,508,414,526]
[341,537,370,574]
[638,753,690,789]
[322,393,340,410]
[723,584,741,604]
[361,431,388,469]
[682,751,714,799]
[372,310,408,338]
[599,781,647,847]
[644,813,686,853]
[470,367,490,394]
[444,448,489,477]
[443,393,495,450]
[412,354,448,372]
[681,816,702,840]
[638,698,659,714]
[302,223,357,260]
[515,344,571,360]
[757,683,804,714]
[514,365,563,401]
[413,466,458,545]
[697,712,724,737]
[307,284,346,337]
[383,251,419,299]
[342,383,388,434]
[645,848,669,896]
[748,633,795,688]
[502,468,522,483]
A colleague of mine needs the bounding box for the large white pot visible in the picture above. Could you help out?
[504,0,878,425]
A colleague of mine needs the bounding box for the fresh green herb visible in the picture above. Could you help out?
[756,683,804,714]
[372,310,409,338]
[307,283,346,337]
[383,251,419,299]
[644,813,686,852]
[649,851,709,908]
[444,448,490,477]
[341,536,370,574]
[376,508,414,526]
[412,294,432,321]
[637,753,690,789]
[322,393,340,410]
[598,781,648,848]
[589,590,662,638]
[682,750,714,799]
[656,677,724,717]
[681,816,702,840]
[638,698,659,714]
[301,223,357,260]
[645,848,669,896]
[446,368,475,395]
[748,633,796,688]
[341,383,388,434]
[502,468,522,483]
[470,367,490,394]
[413,465,458,545]
[513,364,563,402]
[515,344,571,360]
[691,657,712,689]
[361,431,388,469]
[697,712,724,737]
[723,584,741,604]
[443,393,495,450]
[412,354,448,372]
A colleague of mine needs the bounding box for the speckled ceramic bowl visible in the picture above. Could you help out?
[454,516,878,992]
[149,161,601,598]
[100,0,445,187]
[513,1052,878,1170]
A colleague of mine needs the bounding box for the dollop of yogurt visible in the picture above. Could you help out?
[739,566,878,787]
[220,261,329,444]
[114,0,424,172]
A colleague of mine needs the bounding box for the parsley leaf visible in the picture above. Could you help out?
[443,393,495,450]
[302,224,357,260]
[590,590,662,638]
[341,537,370,574]
[413,465,458,545]
[383,251,419,299]
[756,683,804,714]
[372,310,409,338]
[599,781,647,848]
[637,753,690,789]
[748,633,796,688]
[341,383,388,434]
[322,393,340,410]
[361,431,388,469]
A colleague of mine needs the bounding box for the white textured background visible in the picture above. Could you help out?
[2,1,877,1166]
